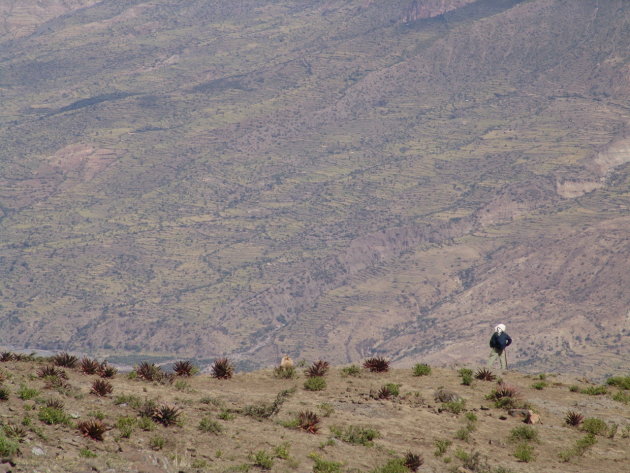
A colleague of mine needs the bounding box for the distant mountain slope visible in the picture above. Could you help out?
[0,0,99,41]
[0,0,628,376]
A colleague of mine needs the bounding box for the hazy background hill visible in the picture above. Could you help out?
[0,0,628,376]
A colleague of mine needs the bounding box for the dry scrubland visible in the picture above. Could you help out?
[0,353,628,473]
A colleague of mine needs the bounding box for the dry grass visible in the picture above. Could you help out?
[0,358,626,472]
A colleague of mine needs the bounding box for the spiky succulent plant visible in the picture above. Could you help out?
[297,410,320,434]
[90,379,113,397]
[363,356,390,373]
[211,358,234,380]
[77,419,107,441]
[306,360,330,378]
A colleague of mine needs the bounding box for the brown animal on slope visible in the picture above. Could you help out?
[280,355,294,368]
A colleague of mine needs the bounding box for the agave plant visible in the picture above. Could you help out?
[79,357,101,375]
[565,410,584,427]
[305,360,330,378]
[43,399,64,410]
[474,368,496,381]
[376,383,400,400]
[51,352,78,368]
[490,383,520,399]
[152,403,181,426]
[135,362,163,382]
[297,410,320,434]
[137,399,158,418]
[404,452,424,472]
[0,352,14,362]
[363,356,390,373]
[211,358,234,379]
[98,363,117,378]
[37,365,68,380]
[77,419,107,441]
[90,379,113,397]
[172,360,196,377]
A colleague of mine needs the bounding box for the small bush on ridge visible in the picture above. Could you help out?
[304,376,326,391]
[330,425,379,446]
[412,363,431,376]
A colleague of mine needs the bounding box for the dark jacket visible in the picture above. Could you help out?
[490,332,512,351]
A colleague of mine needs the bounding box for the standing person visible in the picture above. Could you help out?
[487,324,512,370]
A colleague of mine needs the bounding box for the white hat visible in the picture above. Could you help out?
[495,324,506,333]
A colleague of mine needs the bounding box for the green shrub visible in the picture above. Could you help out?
[581,417,608,436]
[580,386,607,395]
[569,385,579,392]
[454,449,491,471]
[137,416,156,431]
[304,376,326,391]
[243,388,294,419]
[509,425,539,443]
[370,458,408,473]
[0,435,20,459]
[38,407,71,425]
[606,376,630,390]
[273,442,290,459]
[113,394,142,407]
[612,390,630,404]
[79,448,97,458]
[442,399,466,414]
[434,439,451,456]
[199,396,224,408]
[455,428,470,442]
[559,434,597,462]
[309,453,342,473]
[464,412,478,423]
[273,366,296,379]
[531,381,547,390]
[375,383,400,399]
[116,417,136,439]
[199,417,222,434]
[341,365,361,377]
[412,364,431,376]
[174,380,191,392]
[17,384,39,401]
[318,402,334,417]
[149,435,166,450]
[459,368,473,386]
[330,425,380,446]
[0,387,9,401]
[218,409,236,420]
[252,450,273,470]
[513,443,534,462]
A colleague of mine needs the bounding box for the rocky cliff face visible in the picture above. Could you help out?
[403,0,477,22]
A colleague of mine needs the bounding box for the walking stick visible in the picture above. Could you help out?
[504,348,509,370]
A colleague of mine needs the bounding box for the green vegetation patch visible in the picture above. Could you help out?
[330,425,380,446]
